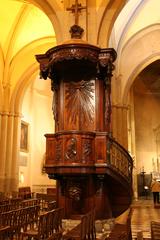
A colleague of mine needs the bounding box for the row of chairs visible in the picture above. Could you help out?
[0,188,33,202]
[0,206,63,239]
[22,207,64,240]
[63,209,96,240]
[0,198,21,206]
[0,198,40,214]
[0,205,40,239]
[0,197,56,213]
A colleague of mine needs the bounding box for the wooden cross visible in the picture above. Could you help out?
[67,0,86,25]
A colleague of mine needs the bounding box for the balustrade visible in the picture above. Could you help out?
[45,131,133,183]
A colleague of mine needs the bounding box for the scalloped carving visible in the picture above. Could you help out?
[65,80,94,126]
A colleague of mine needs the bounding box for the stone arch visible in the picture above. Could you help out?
[10,64,39,115]
[9,36,55,104]
[26,0,63,44]
[122,54,160,103]
[118,24,160,104]
[97,0,126,47]
[115,0,145,72]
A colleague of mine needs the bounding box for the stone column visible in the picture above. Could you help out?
[128,89,137,199]
[0,111,9,191]
[112,104,129,149]
[0,111,21,193]
[10,113,21,192]
[5,112,14,192]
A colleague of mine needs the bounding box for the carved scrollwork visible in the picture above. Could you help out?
[55,139,62,162]
[68,186,82,201]
[104,63,112,130]
[82,140,92,162]
[35,55,49,80]
[97,49,117,132]
[50,47,99,64]
[98,48,117,66]
[65,138,77,161]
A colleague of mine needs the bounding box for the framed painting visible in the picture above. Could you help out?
[20,121,29,152]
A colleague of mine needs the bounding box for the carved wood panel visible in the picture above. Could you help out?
[64,80,95,131]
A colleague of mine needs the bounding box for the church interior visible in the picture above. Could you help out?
[1,0,160,239]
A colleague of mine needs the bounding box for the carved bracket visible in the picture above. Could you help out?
[98,49,117,131]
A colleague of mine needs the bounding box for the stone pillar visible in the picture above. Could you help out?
[0,111,21,193]
[0,111,9,191]
[5,112,15,192]
[112,104,129,149]
[10,113,21,192]
[128,89,137,199]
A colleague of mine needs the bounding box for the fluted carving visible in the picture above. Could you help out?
[65,80,94,126]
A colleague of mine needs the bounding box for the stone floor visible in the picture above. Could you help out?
[63,198,160,240]
[131,198,160,239]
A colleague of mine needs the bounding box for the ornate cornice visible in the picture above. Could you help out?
[35,45,116,83]
[36,44,100,70]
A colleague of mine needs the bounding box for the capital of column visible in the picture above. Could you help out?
[0,111,22,117]
[112,104,129,110]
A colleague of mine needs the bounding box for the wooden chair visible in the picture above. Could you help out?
[23,205,40,231]
[20,198,40,208]
[1,210,16,239]
[0,226,10,240]
[36,193,56,212]
[22,211,48,239]
[47,209,63,240]
[0,205,41,239]
[63,215,88,240]
[151,221,160,240]
[86,209,96,240]
[18,186,33,200]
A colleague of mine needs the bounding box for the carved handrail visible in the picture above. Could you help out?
[107,136,133,184]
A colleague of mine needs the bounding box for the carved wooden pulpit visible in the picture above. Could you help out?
[36,5,133,219]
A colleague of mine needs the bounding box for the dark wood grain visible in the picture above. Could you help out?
[36,42,133,219]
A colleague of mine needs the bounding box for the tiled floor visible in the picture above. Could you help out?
[131,198,160,239]
[63,198,160,240]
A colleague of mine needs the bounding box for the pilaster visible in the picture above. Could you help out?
[128,89,137,199]
[10,113,21,192]
[0,110,21,193]
[5,112,15,192]
[0,111,9,191]
[112,104,129,149]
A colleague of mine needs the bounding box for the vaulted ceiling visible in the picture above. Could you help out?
[0,0,55,59]
[1,0,160,58]
[1,0,160,96]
